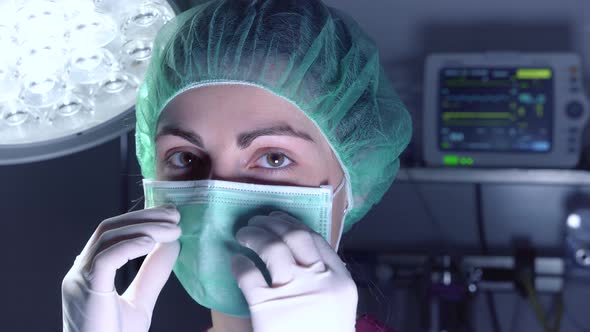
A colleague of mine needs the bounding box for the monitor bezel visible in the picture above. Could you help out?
[423,53,588,168]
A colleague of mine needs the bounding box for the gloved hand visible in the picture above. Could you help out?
[231,211,358,332]
[61,205,182,332]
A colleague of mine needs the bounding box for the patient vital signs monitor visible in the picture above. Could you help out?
[423,53,588,168]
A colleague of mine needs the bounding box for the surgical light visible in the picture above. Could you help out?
[0,0,176,164]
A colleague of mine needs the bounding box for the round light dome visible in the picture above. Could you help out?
[0,0,177,164]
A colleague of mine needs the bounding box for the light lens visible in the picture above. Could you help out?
[0,0,175,147]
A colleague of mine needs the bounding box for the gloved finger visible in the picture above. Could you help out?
[270,212,343,271]
[123,240,181,317]
[80,205,179,258]
[85,236,156,292]
[81,220,181,270]
[231,254,267,295]
[236,225,295,286]
[250,214,322,267]
[269,211,331,244]
[310,232,349,275]
[269,211,312,230]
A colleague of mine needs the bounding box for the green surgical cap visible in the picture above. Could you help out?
[135,0,412,232]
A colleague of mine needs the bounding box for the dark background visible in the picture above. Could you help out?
[1,0,590,331]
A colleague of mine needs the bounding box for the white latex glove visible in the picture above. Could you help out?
[62,205,182,332]
[231,211,358,332]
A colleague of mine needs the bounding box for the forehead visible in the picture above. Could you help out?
[157,84,322,136]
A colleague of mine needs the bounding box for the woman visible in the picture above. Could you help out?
[62,0,412,331]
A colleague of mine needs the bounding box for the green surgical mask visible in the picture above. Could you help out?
[142,179,340,317]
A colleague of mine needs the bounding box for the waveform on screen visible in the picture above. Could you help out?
[443,80,512,87]
[443,94,511,103]
[443,120,514,126]
[442,112,516,121]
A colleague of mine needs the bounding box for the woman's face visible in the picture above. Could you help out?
[154,84,347,248]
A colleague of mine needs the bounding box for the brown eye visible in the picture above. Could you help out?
[168,151,197,168]
[266,152,285,167]
[255,151,293,169]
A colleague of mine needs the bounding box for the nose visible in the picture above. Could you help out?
[209,167,282,186]
[209,172,240,182]
[204,156,294,186]
[191,152,249,183]
[207,159,242,183]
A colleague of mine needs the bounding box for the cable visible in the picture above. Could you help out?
[520,274,563,332]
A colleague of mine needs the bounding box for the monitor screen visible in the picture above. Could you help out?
[438,67,554,153]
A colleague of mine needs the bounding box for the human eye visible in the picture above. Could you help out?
[253,151,294,171]
[166,151,200,169]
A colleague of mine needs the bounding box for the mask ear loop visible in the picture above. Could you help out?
[332,177,348,251]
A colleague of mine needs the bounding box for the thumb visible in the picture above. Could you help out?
[123,240,181,316]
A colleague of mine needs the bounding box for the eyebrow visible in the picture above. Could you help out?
[155,125,205,149]
[155,124,315,150]
[237,125,315,149]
